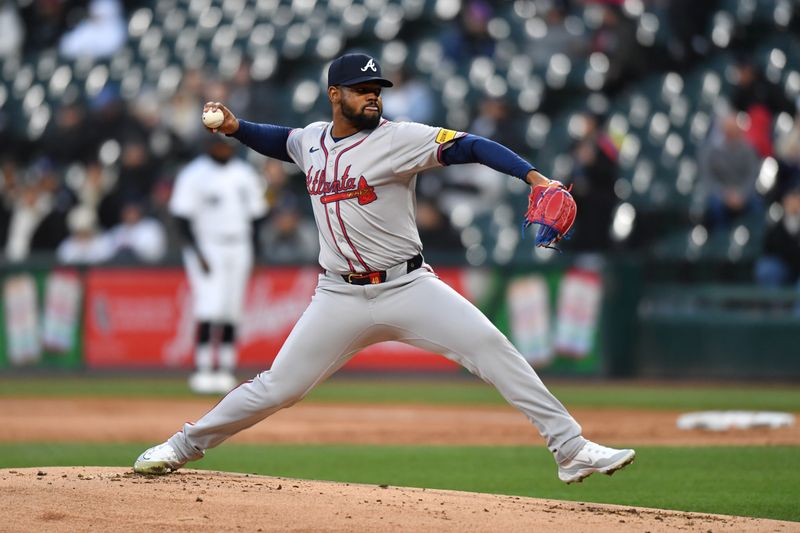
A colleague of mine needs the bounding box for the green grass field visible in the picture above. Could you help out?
[0,443,797,521]
[2,376,800,411]
[1,376,798,522]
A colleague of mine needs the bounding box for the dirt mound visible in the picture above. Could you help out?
[0,467,795,532]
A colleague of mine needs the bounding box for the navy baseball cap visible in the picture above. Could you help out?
[328,53,394,88]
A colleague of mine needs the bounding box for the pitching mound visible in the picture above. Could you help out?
[1,467,795,532]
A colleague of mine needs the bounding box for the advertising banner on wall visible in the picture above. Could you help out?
[84,267,476,371]
[497,267,603,375]
[554,268,603,358]
[507,275,553,368]
[0,269,84,369]
[42,270,83,353]
[3,273,40,366]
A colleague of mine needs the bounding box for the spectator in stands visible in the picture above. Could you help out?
[527,5,587,70]
[227,60,256,119]
[775,111,800,173]
[755,182,800,288]
[664,0,716,68]
[699,113,762,231]
[128,89,194,167]
[58,0,126,59]
[416,197,463,253]
[98,138,161,228]
[4,180,51,262]
[381,67,435,124]
[730,55,795,158]
[567,112,619,251]
[742,103,774,159]
[440,0,495,63]
[259,158,315,264]
[590,4,643,93]
[56,204,114,264]
[118,137,159,197]
[165,69,209,148]
[0,160,13,250]
[107,199,167,263]
[85,85,133,156]
[77,161,116,226]
[469,97,522,154]
[260,196,319,264]
[429,97,521,220]
[20,0,68,54]
[772,110,800,199]
[438,163,507,220]
[41,101,94,166]
[4,160,70,262]
[37,157,76,239]
[262,158,308,214]
[731,55,795,117]
[0,1,24,59]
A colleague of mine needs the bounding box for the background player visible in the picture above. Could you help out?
[170,136,267,394]
[136,53,635,484]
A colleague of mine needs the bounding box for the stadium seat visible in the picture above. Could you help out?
[1,0,797,267]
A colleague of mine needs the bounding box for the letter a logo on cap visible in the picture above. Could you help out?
[361,58,377,72]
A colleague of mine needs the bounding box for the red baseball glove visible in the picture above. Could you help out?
[522,182,577,249]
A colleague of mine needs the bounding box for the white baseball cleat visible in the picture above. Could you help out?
[213,371,237,394]
[188,370,219,395]
[557,441,635,484]
[133,442,186,475]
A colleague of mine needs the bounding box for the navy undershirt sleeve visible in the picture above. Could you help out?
[440,134,536,182]
[230,120,293,163]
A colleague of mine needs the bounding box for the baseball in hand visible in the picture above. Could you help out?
[202,108,225,129]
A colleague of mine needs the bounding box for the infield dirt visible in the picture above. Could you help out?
[1,397,798,445]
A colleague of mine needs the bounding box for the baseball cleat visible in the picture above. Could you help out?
[557,441,635,484]
[188,370,219,395]
[133,442,186,475]
[213,371,237,394]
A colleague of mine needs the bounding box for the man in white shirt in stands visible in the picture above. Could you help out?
[107,200,167,263]
[56,205,114,264]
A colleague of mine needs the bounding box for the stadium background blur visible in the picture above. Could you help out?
[1,0,799,379]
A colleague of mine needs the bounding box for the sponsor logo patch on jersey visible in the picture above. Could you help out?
[435,128,459,145]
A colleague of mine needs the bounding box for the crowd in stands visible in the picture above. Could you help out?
[0,0,799,291]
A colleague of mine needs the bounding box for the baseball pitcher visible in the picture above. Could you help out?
[136,53,634,483]
[170,137,267,394]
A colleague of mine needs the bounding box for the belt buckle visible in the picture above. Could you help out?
[347,272,383,284]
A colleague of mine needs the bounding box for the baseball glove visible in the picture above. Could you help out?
[522,182,577,249]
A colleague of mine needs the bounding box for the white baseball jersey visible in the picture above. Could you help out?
[286,120,465,274]
[170,155,266,321]
[169,155,267,243]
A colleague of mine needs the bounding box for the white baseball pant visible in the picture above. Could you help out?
[184,240,253,322]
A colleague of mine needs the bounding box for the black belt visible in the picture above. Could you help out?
[342,254,424,285]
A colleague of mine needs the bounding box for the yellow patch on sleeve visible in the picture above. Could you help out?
[435,128,459,144]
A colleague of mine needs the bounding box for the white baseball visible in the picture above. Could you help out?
[202,108,225,129]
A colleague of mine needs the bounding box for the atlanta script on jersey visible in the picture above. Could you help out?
[286,120,465,274]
